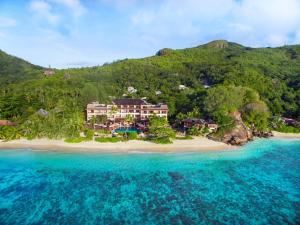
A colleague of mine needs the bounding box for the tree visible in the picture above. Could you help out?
[242,101,270,131]
[90,116,97,130]
[96,115,107,124]
[187,107,201,118]
[109,105,118,123]
[81,83,98,105]
[125,114,134,126]
[148,115,175,143]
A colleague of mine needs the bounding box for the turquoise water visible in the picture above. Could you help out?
[0,139,299,225]
[114,127,139,133]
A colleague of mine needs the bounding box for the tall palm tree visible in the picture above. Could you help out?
[90,116,97,131]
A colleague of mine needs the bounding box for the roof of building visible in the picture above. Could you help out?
[0,120,15,126]
[37,108,49,117]
[112,99,148,105]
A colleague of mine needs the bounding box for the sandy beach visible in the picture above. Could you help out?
[272,131,300,139]
[0,137,236,153]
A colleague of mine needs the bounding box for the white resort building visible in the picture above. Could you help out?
[86,99,168,122]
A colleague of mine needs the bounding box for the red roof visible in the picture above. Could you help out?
[112,99,147,105]
[0,120,15,126]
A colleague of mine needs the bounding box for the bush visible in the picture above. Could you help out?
[276,125,300,133]
[95,137,122,143]
[175,135,193,140]
[127,132,138,140]
[64,137,85,143]
[84,129,94,140]
[0,126,21,141]
[151,137,173,144]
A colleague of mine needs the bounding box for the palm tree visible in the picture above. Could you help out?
[90,116,97,131]
[109,105,118,124]
[124,114,134,139]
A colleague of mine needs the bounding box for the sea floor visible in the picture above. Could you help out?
[0,139,299,225]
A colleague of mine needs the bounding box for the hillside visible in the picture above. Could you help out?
[0,49,43,85]
[0,40,299,139]
[64,40,300,117]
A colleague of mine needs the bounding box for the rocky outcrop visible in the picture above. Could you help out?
[209,111,275,146]
[222,112,253,145]
[156,48,173,56]
[209,111,253,146]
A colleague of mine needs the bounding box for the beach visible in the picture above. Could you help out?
[0,137,235,153]
[272,131,300,139]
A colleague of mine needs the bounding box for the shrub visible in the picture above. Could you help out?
[95,137,122,143]
[84,129,94,140]
[175,135,193,140]
[127,132,138,140]
[151,137,173,144]
[276,125,300,133]
[0,126,21,141]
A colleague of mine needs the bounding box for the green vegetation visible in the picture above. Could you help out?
[148,116,175,143]
[275,125,300,133]
[95,137,122,143]
[204,85,270,132]
[0,40,299,140]
[0,126,21,141]
[84,129,94,141]
[127,132,138,140]
[175,135,193,140]
[64,137,86,143]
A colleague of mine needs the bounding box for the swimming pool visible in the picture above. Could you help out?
[114,127,140,133]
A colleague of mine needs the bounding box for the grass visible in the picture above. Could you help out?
[276,125,300,133]
[95,137,123,143]
[175,135,193,140]
[149,137,173,144]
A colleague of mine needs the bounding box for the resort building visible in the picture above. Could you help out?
[86,99,168,122]
[181,118,218,132]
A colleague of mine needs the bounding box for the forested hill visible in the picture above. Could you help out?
[0,40,299,137]
[65,40,300,117]
[0,49,43,85]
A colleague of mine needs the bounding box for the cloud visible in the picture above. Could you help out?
[0,17,17,27]
[50,0,86,17]
[130,0,300,47]
[29,0,60,24]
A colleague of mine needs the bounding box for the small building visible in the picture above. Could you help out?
[37,109,49,117]
[0,120,16,126]
[182,118,218,132]
[283,117,297,126]
[179,84,188,90]
[43,69,55,77]
[206,119,218,131]
[127,87,137,93]
[182,118,206,129]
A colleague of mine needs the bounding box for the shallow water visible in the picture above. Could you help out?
[0,139,299,225]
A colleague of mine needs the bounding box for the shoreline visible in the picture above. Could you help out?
[271,131,300,139]
[0,137,236,153]
[1,132,299,153]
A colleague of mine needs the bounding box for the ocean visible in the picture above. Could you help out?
[0,139,299,224]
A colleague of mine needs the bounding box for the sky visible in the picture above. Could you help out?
[0,0,300,68]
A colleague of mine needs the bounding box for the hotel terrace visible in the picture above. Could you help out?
[86,99,168,122]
